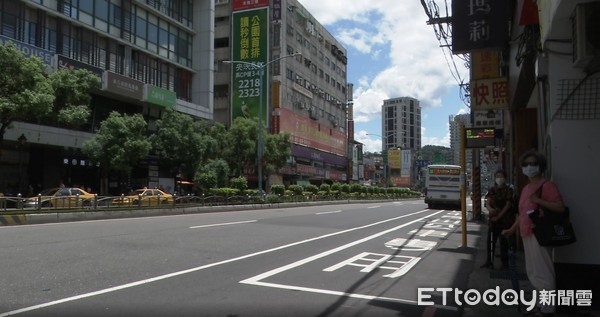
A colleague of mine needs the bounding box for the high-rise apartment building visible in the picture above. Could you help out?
[449,114,470,166]
[214,0,350,186]
[0,0,214,194]
[381,97,421,186]
[381,97,421,151]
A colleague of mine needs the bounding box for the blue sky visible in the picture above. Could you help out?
[298,0,470,152]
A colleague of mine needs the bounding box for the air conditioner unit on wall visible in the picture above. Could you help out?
[572,2,600,70]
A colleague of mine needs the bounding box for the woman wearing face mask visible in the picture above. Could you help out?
[502,150,565,316]
[481,170,515,269]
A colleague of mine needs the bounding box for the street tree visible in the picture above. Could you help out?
[264,131,292,176]
[48,68,100,128]
[82,112,152,193]
[196,120,227,167]
[222,117,291,190]
[0,43,54,156]
[151,110,203,182]
[194,158,230,192]
[223,117,258,177]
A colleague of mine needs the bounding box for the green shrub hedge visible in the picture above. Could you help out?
[204,183,421,200]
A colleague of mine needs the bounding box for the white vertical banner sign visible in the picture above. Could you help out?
[401,149,411,177]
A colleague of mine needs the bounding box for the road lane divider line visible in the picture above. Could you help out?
[189,220,257,229]
[315,210,342,215]
[367,206,380,209]
[0,208,439,317]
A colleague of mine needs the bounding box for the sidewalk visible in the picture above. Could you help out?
[462,214,535,317]
[462,210,599,317]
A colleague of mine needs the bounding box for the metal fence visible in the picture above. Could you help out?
[0,192,418,212]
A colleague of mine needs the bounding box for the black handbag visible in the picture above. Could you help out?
[528,182,577,247]
[528,207,577,246]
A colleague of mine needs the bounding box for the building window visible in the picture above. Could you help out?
[148,21,158,45]
[175,68,192,101]
[96,0,109,20]
[214,37,229,48]
[79,1,93,14]
[24,20,37,45]
[108,42,124,74]
[214,84,228,98]
[135,8,147,48]
[1,12,17,38]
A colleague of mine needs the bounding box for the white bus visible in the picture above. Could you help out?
[424,164,462,209]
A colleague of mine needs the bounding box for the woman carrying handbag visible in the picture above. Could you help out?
[502,150,566,316]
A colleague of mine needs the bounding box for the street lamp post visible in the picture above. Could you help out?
[17,133,27,194]
[224,53,300,195]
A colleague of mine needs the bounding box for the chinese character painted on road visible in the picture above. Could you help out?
[384,238,438,251]
[323,252,421,278]
[408,229,450,238]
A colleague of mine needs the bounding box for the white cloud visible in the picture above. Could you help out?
[422,126,451,147]
[336,28,386,54]
[298,0,469,144]
[354,130,382,153]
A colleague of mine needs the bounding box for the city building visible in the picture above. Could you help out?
[213,0,350,187]
[448,113,470,166]
[0,0,214,195]
[381,97,421,186]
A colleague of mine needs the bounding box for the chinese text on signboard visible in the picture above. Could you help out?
[231,7,268,122]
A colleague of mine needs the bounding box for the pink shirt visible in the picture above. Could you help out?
[519,179,563,236]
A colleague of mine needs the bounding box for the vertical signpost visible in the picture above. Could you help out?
[462,127,498,247]
[231,7,269,121]
[231,0,269,193]
[461,126,467,247]
[231,3,269,122]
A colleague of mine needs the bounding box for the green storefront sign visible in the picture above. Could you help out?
[231,7,269,123]
[145,85,176,108]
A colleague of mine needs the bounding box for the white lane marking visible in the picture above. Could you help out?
[240,209,455,310]
[0,209,435,317]
[367,206,380,209]
[189,220,256,229]
[316,210,342,215]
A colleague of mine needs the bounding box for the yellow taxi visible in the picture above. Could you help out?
[24,187,95,208]
[112,188,173,206]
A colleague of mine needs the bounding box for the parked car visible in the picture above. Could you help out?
[112,188,173,206]
[24,187,95,208]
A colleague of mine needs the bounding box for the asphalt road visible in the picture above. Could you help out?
[0,200,479,317]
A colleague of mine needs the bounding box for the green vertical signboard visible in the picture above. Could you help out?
[231,7,269,123]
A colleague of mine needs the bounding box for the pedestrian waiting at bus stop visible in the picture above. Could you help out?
[480,169,516,270]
